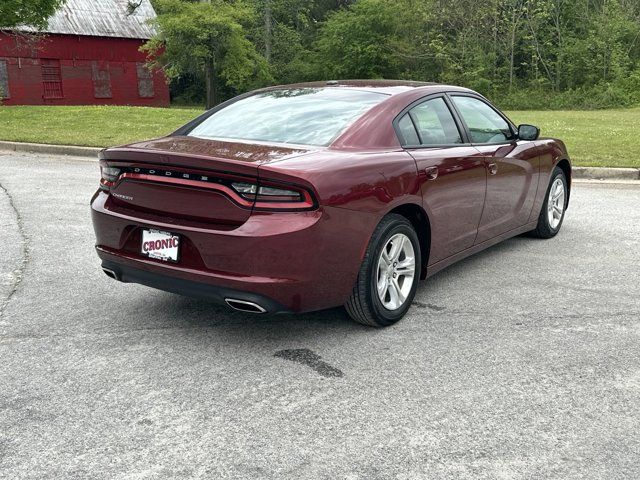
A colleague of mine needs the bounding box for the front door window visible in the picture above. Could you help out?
[451,96,513,144]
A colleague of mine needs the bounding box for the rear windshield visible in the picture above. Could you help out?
[187,88,387,146]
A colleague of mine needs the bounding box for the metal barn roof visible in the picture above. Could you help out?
[20,0,158,39]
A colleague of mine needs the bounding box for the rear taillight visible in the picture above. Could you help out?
[100,166,121,190]
[230,182,257,197]
[256,186,303,202]
[231,181,315,211]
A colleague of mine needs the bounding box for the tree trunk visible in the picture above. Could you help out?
[265,0,272,63]
[508,2,524,92]
[509,24,516,91]
[205,57,216,109]
[554,3,563,90]
[201,0,216,108]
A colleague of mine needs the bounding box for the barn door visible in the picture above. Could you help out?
[92,61,112,99]
[136,63,154,98]
[0,59,9,99]
[41,59,63,100]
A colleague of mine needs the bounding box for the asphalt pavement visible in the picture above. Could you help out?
[1,151,639,479]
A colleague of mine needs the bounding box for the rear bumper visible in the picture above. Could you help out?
[91,191,379,313]
[100,259,292,314]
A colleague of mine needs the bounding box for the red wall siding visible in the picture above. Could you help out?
[0,32,169,106]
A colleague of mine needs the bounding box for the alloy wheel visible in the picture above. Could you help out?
[376,233,416,310]
[547,177,565,230]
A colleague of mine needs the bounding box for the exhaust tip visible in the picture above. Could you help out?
[102,267,119,281]
[225,298,267,314]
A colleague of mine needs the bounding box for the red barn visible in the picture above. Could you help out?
[0,0,169,106]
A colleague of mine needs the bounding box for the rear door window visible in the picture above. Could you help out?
[397,114,420,146]
[398,97,462,146]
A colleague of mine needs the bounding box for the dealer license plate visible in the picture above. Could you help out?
[141,229,180,262]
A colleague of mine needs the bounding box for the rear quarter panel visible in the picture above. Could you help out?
[260,148,421,270]
[261,149,420,214]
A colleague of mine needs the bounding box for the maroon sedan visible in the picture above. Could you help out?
[92,80,570,326]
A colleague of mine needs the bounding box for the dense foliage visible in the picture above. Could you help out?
[148,0,640,109]
[144,0,271,108]
[0,0,65,29]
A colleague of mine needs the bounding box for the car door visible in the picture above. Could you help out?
[449,95,539,244]
[397,95,486,264]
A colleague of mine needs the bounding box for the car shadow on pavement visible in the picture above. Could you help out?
[130,290,369,338]
[122,232,561,341]
[425,235,532,278]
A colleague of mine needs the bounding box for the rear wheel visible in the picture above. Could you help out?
[345,214,421,327]
[530,166,567,239]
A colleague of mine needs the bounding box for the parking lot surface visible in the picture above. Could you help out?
[1,151,639,479]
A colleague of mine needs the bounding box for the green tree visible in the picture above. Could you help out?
[150,0,640,109]
[144,0,271,108]
[313,0,432,79]
[309,0,640,108]
[0,0,65,29]
[247,0,355,84]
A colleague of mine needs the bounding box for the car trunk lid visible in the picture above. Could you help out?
[100,136,312,226]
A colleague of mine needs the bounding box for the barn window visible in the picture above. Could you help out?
[41,59,63,99]
[136,63,154,98]
[0,59,9,98]
[92,61,112,98]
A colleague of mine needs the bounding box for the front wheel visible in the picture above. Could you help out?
[530,166,568,239]
[345,214,421,327]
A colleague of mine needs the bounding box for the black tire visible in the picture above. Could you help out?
[345,214,421,327]
[530,166,568,239]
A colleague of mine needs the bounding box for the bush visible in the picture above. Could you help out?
[492,75,640,111]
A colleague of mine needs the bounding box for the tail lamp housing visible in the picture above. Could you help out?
[99,166,121,190]
[230,181,316,210]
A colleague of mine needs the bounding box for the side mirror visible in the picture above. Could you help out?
[518,124,540,141]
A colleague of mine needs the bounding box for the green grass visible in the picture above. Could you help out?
[1,105,638,167]
[0,105,202,148]
[507,109,640,168]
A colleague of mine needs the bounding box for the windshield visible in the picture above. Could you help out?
[187,88,387,146]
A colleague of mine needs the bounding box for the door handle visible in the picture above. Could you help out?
[425,166,438,180]
[487,162,498,175]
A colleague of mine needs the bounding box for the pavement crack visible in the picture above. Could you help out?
[274,348,344,378]
[0,180,30,320]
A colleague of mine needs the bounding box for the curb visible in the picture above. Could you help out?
[572,166,640,181]
[0,141,101,158]
[1,141,639,180]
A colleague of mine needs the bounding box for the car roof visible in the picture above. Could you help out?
[257,80,473,97]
